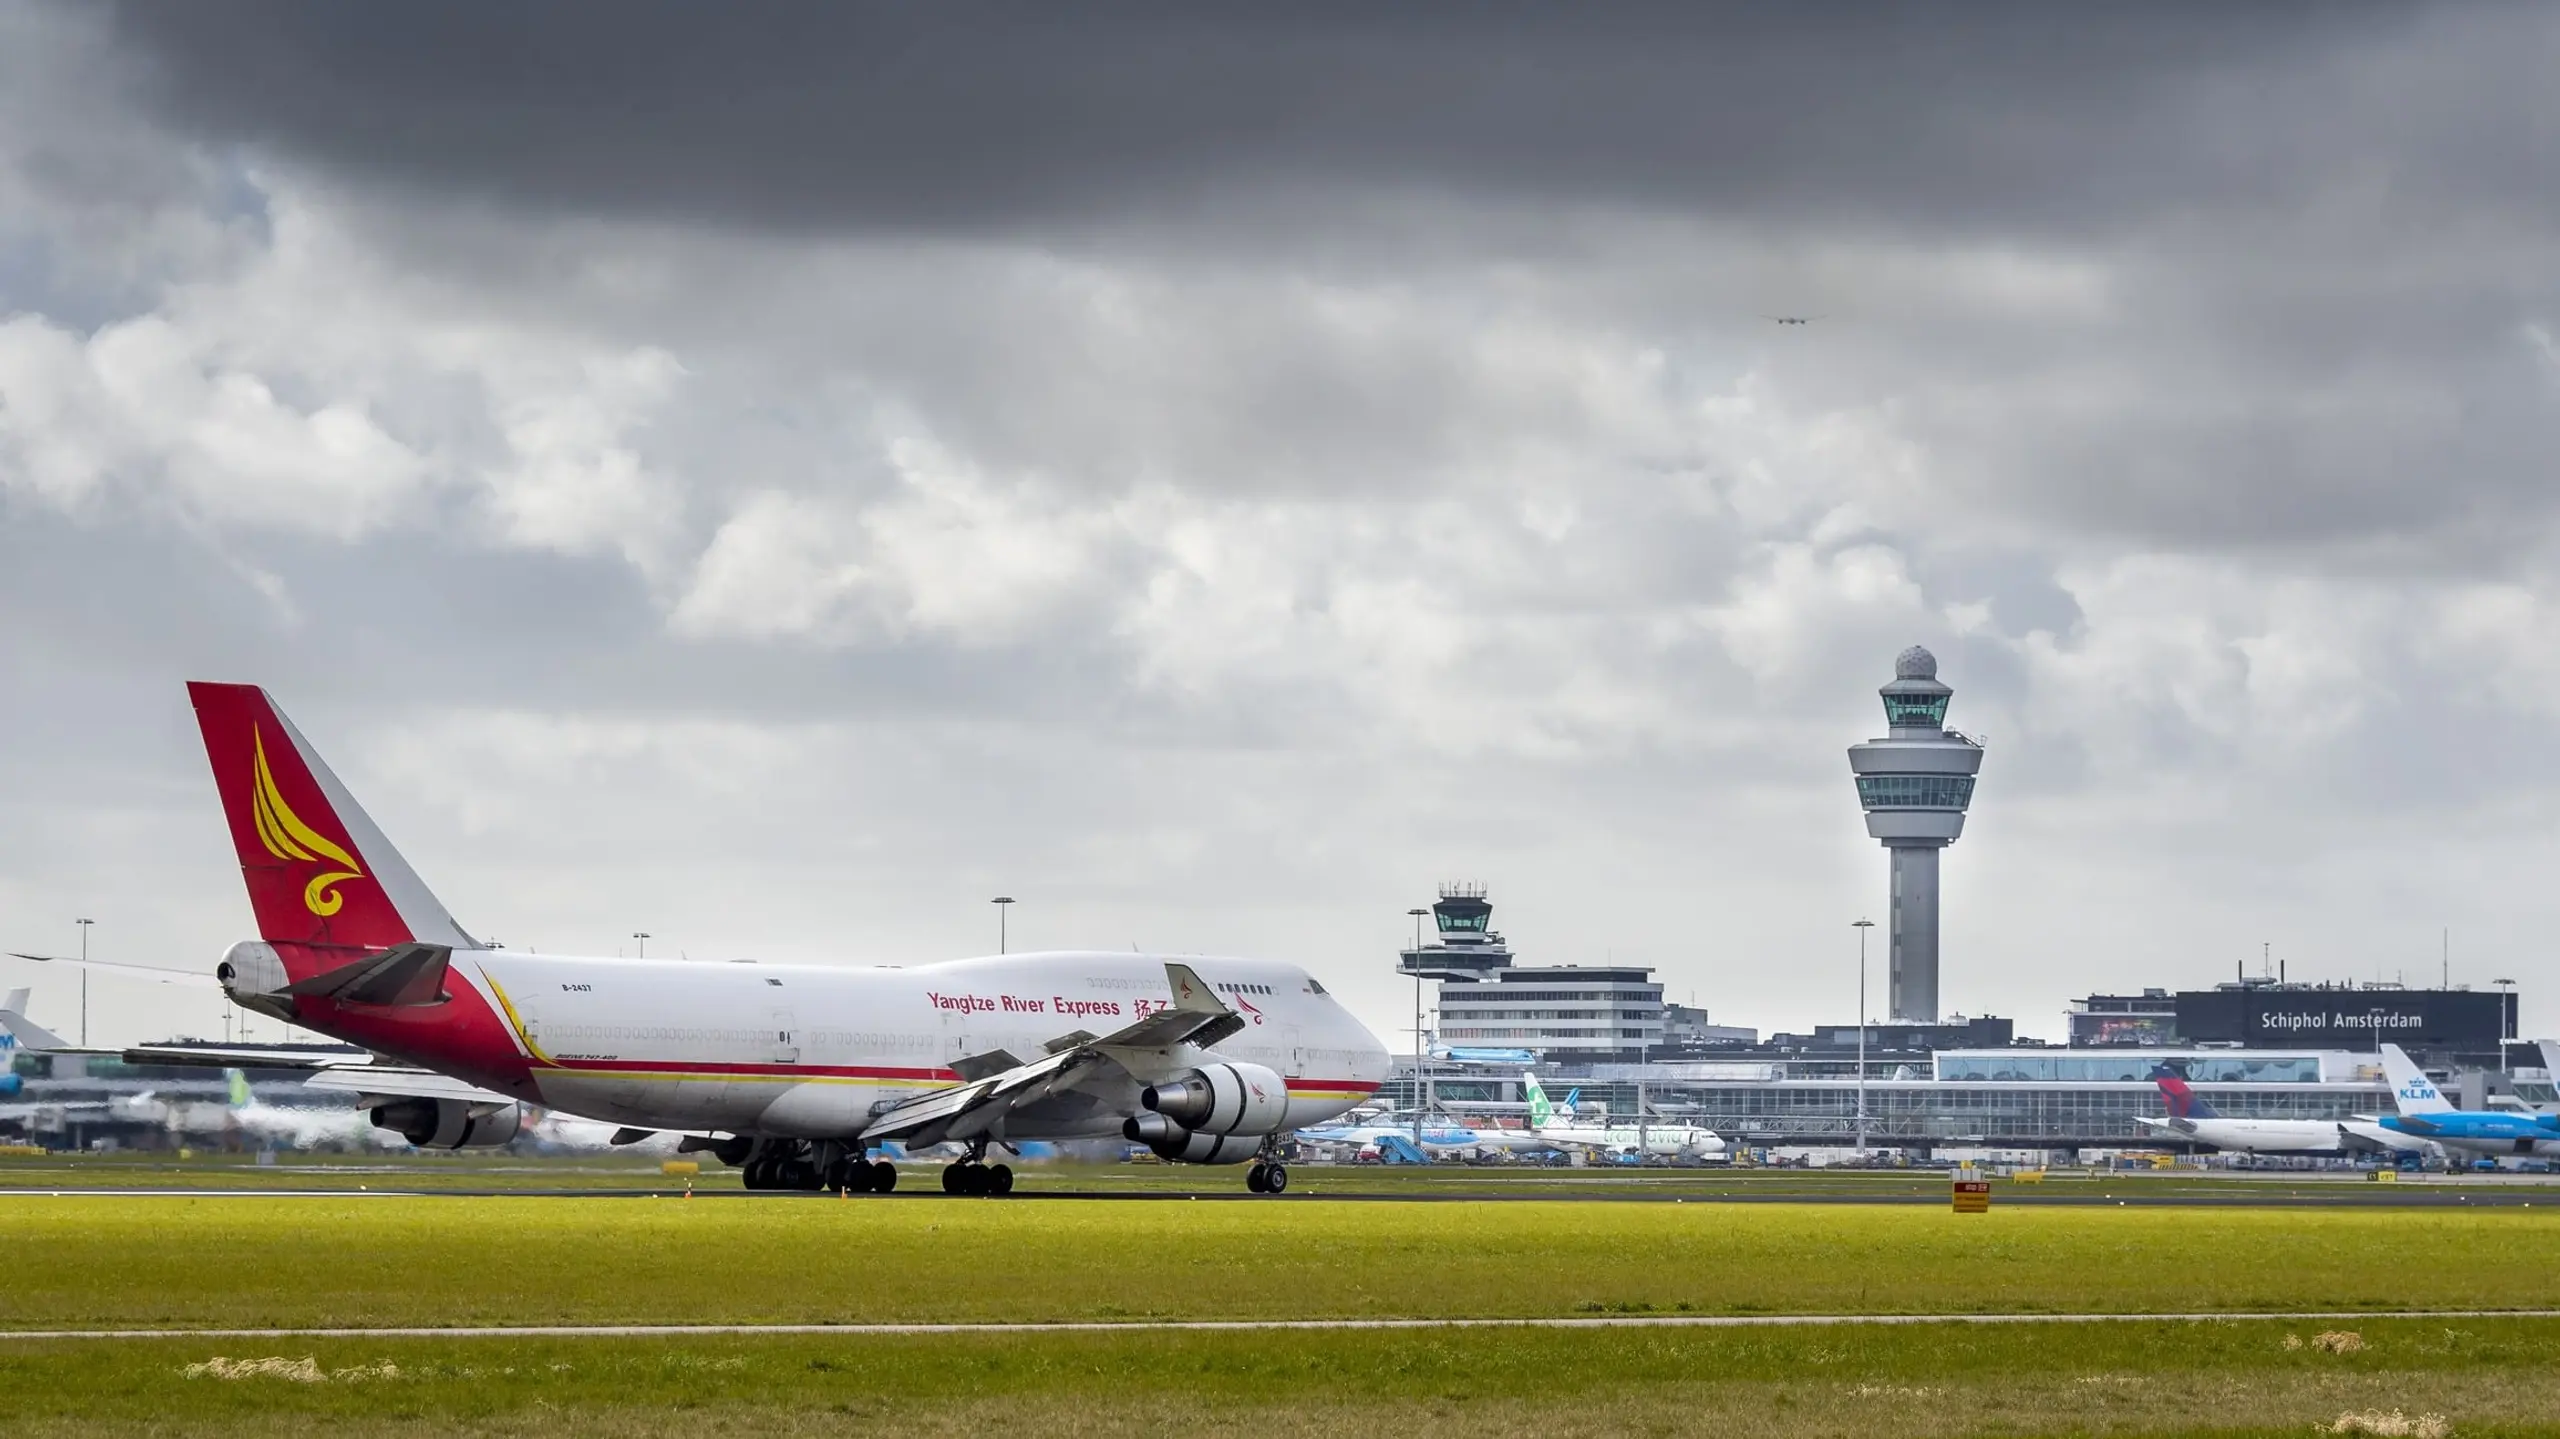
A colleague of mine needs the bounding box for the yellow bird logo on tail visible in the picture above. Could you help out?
[250,727,365,917]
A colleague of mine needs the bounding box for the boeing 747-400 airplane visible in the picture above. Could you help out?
[3,683,1389,1195]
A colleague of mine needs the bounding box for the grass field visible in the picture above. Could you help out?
[14,1188,2560,1435]
[12,1320,2560,1437]
[8,1194,2560,1328]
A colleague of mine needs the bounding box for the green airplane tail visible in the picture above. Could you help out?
[1525,1071,1551,1129]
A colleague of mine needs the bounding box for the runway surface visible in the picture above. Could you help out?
[2,1184,2553,1207]
[14,1309,2560,1340]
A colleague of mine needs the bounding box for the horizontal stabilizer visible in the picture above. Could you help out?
[281,945,452,1007]
[6,953,220,987]
[116,1044,371,1072]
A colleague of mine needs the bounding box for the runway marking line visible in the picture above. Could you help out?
[11,1311,2560,1340]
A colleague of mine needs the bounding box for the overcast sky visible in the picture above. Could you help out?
[3,3,2556,1050]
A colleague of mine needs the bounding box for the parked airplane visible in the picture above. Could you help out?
[2132,1065,2422,1158]
[2,682,1389,1195]
[1521,1072,1725,1161]
[2372,1044,2560,1162]
[1295,1116,1545,1158]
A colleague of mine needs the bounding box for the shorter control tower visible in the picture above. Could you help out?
[1846,646,1985,1022]
[1397,884,1514,982]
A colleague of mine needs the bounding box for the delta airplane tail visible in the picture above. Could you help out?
[2380,1043,2455,1115]
[186,682,479,964]
[2150,1064,2218,1120]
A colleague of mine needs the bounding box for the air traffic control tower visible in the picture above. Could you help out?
[1847,646,1985,1022]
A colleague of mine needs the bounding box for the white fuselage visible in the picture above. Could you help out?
[412,948,1389,1143]
[2133,1116,2426,1157]
[1529,1122,1726,1159]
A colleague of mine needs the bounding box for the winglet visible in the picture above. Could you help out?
[1163,963,1233,1016]
[0,995,71,1052]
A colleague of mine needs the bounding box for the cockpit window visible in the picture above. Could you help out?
[1307,977,1328,995]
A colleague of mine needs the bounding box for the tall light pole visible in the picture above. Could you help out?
[76,918,94,1047]
[992,897,1014,955]
[1852,917,1874,1159]
[1408,907,1429,1144]
[632,931,650,960]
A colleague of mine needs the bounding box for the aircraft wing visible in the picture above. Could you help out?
[300,1068,518,1108]
[861,961,1244,1147]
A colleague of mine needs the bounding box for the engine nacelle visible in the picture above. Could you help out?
[371,1098,523,1150]
[1121,1112,1263,1165]
[1141,1062,1289,1136]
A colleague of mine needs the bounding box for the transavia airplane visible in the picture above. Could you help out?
[0,683,1390,1196]
[2372,1044,2560,1162]
[1293,1117,1548,1157]
[2131,1065,2425,1159]
[1521,1072,1726,1161]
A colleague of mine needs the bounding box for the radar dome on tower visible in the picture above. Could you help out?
[1895,645,1938,681]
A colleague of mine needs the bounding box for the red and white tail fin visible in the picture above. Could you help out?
[187,683,478,956]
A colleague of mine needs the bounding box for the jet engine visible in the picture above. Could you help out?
[1121,1112,1263,1164]
[370,1097,523,1150]
[1140,1062,1289,1136]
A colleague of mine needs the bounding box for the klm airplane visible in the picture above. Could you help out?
[2373,1044,2560,1161]
[0,988,22,1100]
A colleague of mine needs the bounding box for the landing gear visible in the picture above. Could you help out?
[744,1153,815,1191]
[740,1140,887,1194]
[1246,1135,1290,1194]
[939,1140,1016,1197]
[938,1160,1015,1196]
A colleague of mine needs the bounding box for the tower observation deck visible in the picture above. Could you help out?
[1846,646,1985,1022]
[1398,884,1514,982]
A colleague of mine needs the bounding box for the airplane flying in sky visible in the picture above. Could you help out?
[2131,1064,2423,1159]
[1521,1072,1725,1161]
[2,682,1389,1195]
[2371,1044,2560,1162]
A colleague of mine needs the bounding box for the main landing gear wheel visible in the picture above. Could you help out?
[1246,1163,1268,1193]
[871,1159,898,1193]
[939,1161,1015,1196]
[1247,1162,1290,1194]
[825,1157,876,1194]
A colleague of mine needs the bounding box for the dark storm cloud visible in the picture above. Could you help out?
[103,2,2466,239]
